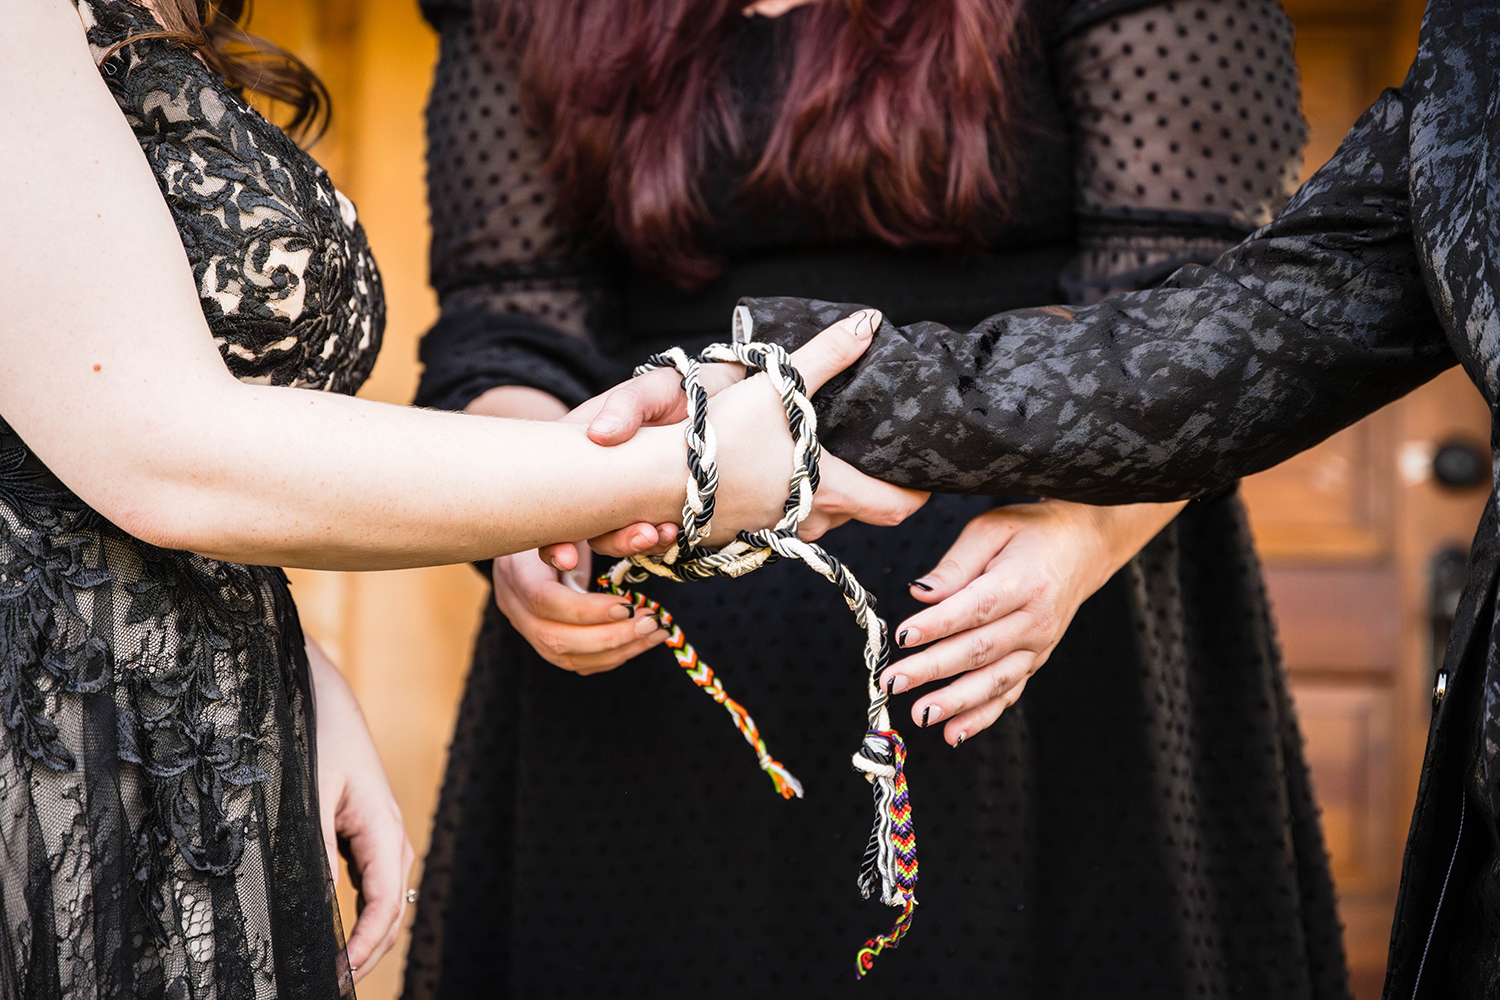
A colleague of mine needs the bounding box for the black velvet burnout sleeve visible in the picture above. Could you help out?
[744,88,1456,503]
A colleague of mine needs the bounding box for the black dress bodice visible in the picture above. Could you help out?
[0,4,384,997]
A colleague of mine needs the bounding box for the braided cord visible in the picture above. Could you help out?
[604,339,918,978]
[600,575,804,800]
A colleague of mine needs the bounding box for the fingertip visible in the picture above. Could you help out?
[587,394,638,446]
[908,578,940,602]
[852,307,883,341]
[587,419,623,446]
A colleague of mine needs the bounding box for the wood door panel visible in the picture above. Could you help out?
[1264,566,1400,677]
[1288,683,1395,893]
[1241,414,1394,561]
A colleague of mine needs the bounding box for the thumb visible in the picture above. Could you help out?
[587,369,686,446]
[787,308,882,395]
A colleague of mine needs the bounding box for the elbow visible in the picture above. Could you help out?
[104,485,214,553]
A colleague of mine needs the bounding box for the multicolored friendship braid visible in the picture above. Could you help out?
[606,583,804,800]
[599,309,919,978]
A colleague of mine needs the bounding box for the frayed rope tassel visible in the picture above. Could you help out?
[595,315,918,977]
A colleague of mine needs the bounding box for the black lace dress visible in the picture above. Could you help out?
[0,3,383,997]
[405,2,1348,998]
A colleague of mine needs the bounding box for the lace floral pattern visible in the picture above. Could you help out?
[0,2,383,997]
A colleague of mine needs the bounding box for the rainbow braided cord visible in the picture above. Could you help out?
[603,320,918,977]
[601,576,803,800]
[854,730,918,979]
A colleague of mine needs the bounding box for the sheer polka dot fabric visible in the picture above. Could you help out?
[1062,0,1306,229]
[425,20,589,339]
[405,2,1349,998]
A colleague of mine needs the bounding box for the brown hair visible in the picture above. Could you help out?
[112,0,329,141]
[488,0,1032,289]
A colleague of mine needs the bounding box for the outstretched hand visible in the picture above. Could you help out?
[491,545,670,674]
[541,309,925,568]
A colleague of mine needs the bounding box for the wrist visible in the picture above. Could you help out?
[611,422,689,528]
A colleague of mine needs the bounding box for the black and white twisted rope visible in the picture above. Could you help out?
[601,323,919,977]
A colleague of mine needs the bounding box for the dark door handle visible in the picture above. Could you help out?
[1432,440,1490,490]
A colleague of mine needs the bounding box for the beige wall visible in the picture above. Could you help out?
[249,4,484,998]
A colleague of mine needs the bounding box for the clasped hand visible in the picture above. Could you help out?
[488,311,929,674]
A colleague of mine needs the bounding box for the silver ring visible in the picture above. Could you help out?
[405,888,418,904]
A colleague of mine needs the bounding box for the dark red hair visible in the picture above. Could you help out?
[486,0,1032,288]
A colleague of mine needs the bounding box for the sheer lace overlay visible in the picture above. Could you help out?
[0,3,384,997]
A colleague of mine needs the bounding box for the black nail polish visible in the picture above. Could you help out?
[921,706,931,727]
[909,580,933,592]
[954,734,965,748]
[620,603,636,618]
[886,676,895,697]
[897,629,909,647]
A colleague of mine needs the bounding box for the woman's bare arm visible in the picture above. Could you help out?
[0,0,872,570]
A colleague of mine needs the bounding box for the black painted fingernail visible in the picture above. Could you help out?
[621,602,636,618]
[886,676,895,697]
[909,580,933,592]
[897,629,910,647]
[921,706,931,727]
[954,733,965,748]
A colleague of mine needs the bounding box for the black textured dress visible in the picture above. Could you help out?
[0,3,384,997]
[404,2,1349,998]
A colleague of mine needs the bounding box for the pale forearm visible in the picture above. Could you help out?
[108,379,684,571]
[464,385,570,421]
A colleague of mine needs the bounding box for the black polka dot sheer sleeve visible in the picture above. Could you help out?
[415,15,619,412]
[1056,0,1307,304]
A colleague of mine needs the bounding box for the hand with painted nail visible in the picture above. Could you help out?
[559,308,928,552]
[491,547,670,674]
[884,498,1188,744]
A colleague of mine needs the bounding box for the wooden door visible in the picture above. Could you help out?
[1250,6,1487,997]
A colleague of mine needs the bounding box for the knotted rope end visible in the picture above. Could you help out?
[854,899,917,979]
[762,757,805,799]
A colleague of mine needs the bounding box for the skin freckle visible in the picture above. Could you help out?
[92,364,101,372]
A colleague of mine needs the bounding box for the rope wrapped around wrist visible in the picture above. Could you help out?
[599,333,918,979]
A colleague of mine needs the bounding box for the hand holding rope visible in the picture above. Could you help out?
[598,311,919,978]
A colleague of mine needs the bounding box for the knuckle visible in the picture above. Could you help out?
[934,556,964,579]
[988,669,1013,702]
[966,632,996,671]
[969,586,1003,625]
